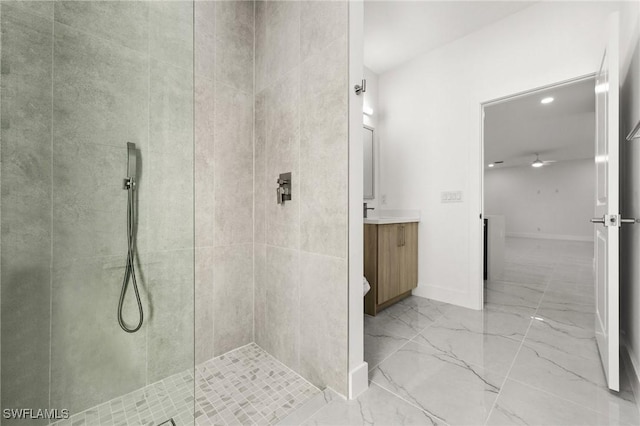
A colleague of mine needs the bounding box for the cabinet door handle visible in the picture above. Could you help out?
[397,226,402,247]
[402,226,406,246]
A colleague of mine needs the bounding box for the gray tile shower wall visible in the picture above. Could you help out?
[254,0,349,396]
[0,3,53,421]
[1,0,195,419]
[194,0,256,364]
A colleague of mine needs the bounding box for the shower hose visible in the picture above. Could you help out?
[118,177,143,333]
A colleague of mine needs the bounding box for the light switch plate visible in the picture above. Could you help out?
[441,191,463,203]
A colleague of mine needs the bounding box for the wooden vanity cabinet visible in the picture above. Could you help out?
[364,222,418,316]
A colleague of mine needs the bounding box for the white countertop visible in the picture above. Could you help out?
[364,216,420,225]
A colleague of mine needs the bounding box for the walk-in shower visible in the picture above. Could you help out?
[0,1,351,424]
[118,142,143,333]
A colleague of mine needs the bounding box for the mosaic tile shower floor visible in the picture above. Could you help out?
[50,344,320,426]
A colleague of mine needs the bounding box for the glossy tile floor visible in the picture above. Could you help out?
[50,344,319,426]
[295,238,640,425]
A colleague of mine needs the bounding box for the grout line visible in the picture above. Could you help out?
[192,0,196,414]
[368,377,449,426]
[0,4,2,422]
[252,0,256,353]
[144,1,151,388]
[48,7,54,413]
[297,0,302,374]
[365,302,446,372]
[482,248,557,425]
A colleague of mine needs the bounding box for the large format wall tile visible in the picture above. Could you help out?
[54,1,149,53]
[52,22,148,152]
[265,1,300,87]
[214,84,253,247]
[195,77,215,249]
[195,2,215,79]
[264,245,300,370]
[149,59,194,157]
[215,0,254,92]
[266,70,300,250]
[254,243,267,347]
[300,37,348,258]
[145,149,194,252]
[254,0,268,92]
[146,249,195,383]
[0,4,52,419]
[299,252,348,394]
[196,247,215,363]
[53,143,136,265]
[213,243,254,356]
[254,90,267,244]
[4,0,53,20]
[300,1,347,62]
[50,257,147,415]
[52,22,148,263]
[149,1,193,71]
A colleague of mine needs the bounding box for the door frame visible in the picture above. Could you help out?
[478,73,597,308]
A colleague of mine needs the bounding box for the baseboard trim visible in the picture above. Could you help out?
[412,284,481,310]
[506,232,592,242]
[348,361,369,399]
[621,337,640,412]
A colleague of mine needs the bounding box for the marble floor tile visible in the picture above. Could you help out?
[364,321,411,371]
[364,306,421,340]
[352,237,634,426]
[486,379,614,426]
[443,303,533,342]
[522,317,598,362]
[412,313,522,376]
[301,384,441,426]
[542,284,595,306]
[536,299,595,330]
[508,340,638,423]
[371,341,504,425]
[363,298,445,370]
[484,280,544,311]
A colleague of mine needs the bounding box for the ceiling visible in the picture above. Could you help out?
[364,1,536,74]
[484,77,596,170]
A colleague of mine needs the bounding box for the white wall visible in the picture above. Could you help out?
[485,159,595,241]
[363,67,380,209]
[377,1,619,309]
[619,0,640,403]
[348,0,368,399]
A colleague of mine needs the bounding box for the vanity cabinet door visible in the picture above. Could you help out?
[399,223,418,294]
[377,224,401,304]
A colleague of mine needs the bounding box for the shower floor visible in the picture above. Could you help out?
[50,344,320,426]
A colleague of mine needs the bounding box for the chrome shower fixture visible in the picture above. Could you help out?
[118,142,143,333]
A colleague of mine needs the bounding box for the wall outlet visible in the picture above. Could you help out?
[381,194,387,205]
[441,191,463,203]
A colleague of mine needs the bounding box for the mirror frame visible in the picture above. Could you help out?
[363,125,375,200]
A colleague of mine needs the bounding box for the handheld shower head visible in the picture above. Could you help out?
[124,142,137,190]
[119,141,143,333]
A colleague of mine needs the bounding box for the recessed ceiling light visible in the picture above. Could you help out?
[488,163,494,168]
[540,97,554,104]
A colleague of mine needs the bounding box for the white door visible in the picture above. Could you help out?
[592,12,620,392]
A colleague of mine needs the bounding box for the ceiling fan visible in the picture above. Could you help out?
[531,153,557,168]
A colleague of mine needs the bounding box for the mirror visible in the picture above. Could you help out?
[364,126,374,199]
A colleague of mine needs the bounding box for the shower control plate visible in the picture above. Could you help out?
[277,172,292,205]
